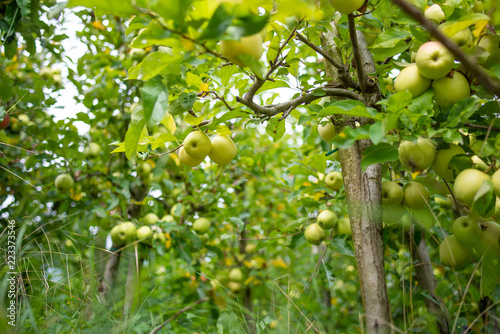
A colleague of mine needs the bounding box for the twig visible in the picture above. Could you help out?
[236,167,292,192]
[150,297,209,334]
[303,241,329,291]
[239,230,303,241]
[0,141,36,153]
[464,122,500,133]
[348,14,368,92]
[0,165,42,192]
[146,144,183,160]
[198,90,234,111]
[390,0,500,96]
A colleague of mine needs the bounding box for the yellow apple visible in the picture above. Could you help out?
[318,118,336,141]
[183,131,212,160]
[220,33,263,67]
[208,135,237,165]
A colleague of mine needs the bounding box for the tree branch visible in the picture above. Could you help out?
[348,14,368,92]
[390,0,500,96]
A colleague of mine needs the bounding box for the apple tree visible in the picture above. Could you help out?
[1,0,500,333]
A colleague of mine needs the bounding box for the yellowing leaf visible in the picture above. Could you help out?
[312,191,326,201]
[169,153,180,166]
[184,114,202,126]
[224,257,233,266]
[216,124,231,136]
[411,171,421,179]
[270,257,288,269]
[160,113,176,134]
[473,20,489,37]
[198,82,209,95]
[91,21,106,31]
[110,142,125,153]
[243,260,253,268]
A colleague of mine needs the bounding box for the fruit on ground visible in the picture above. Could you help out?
[432,71,470,108]
[416,41,454,79]
[229,268,244,282]
[85,142,101,158]
[453,169,490,206]
[337,217,352,235]
[137,162,152,178]
[136,226,153,243]
[220,33,263,67]
[452,216,481,246]
[473,221,500,260]
[424,4,445,22]
[208,135,237,165]
[316,210,338,230]
[325,171,343,191]
[110,222,137,245]
[478,35,500,67]
[403,182,430,209]
[183,131,212,160]
[382,205,406,224]
[431,144,465,181]
[179,146,204,167]
[143,213,159,225]
[193,217,211,234]
[398,137,436,171]
[381,181,404,206]
[439,235,473,269]
[0,114,9,129]
[491,169,500,197]
[394,65,431,98]
[304,223,326,245]
[318,118,336,141]
[328,0,365,14]
[55,173,75,192]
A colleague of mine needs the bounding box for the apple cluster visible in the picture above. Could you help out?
[227,268,244,293]
[180,130,237,167]
[110,213,173,248]
[304,210,352,245]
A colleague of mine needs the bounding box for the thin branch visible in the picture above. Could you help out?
[464,122,500,133]
[198,90,235,111]
[239,230,303,241]
[150,297,209,334]
[390,0,500,96]
[348,14,368,92]
[0,141,36,153]
[303,241,329,291]
[236,167,292,192]
[295,33,359,90]
[146,144,183,160]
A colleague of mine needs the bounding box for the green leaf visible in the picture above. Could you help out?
[234,55,265,79]
[125,107,147,163]
[330,236,354,257]
[265,117,286,142]
[446,98,478,127]
[141,76,169,127]
[67,0,136,16]
[471,180,495,217]
[387,91,412,113]
[361,143,398,170]
[480,260,500,297]
[128,52,183,81]
[178,92,197,110]
[16,0,31,17]
[372,28,412,48]
[320,100,376,119]
[199,4,234,40]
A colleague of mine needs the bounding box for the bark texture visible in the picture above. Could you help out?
[322,22,392,334]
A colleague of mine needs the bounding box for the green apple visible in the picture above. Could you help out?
[449,29,473,48]
[424,4,445,22]
[220,33,263,67]
[491,169,500,197]
[179,146,204,167]
[398,137,436,171]
[432,71,470,108]
[229,268,244,282]
[137,162,152,178]
[143,213,159,225]
[403,181,430,209]
[40,67,53,79]
[453,169,490,206]
[474,221,500,260]
[245,243,257,254]
[55,173,74,192]
[152,231,167,244]
[208,135,237,165]
[325,171,343,191]
[452,216,482,246]
[0,114,10,129]
[304,223,326,245]
[394,65,431,98]
[183,131,212,160]
[416,41,454,79]
[431,144,465,181]
[161,214,175,223]
[337,217,352,235]
[18,114,30,124]
[439,235,473,269]
[330,144,340,161]
[329,0,364,14]
[136,226,153,243]
[228,281,241,293]
[478,35,500,67]
[316,210,338,230]
[193,217,211,234]
[130,48,146,60]
[171,203,187,217]
[318,118,336,142]
[434,195,452,207]
[110,222,137,245]
[85,142,101,158]
[381,181,404,206]
[473,0,484,12]
[382,205,406,224]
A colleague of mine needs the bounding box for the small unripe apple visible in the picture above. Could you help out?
[381,181,404,206]
[449,29,473,48]
[316,210,338,230]
[130,48,146,60]
[324,171,343,191]
[136,226,153,243]
[403,182,430,209]
[85,142,101,158]
[424,4,445,22]
[193,217,211,234]
[161,214,175,223]
[431,144,465,181]
[329,0,365,14]
[478,35,500,67]
[137,162,152,178]
[394,65,431,98]
[171,203,187,217]
[337,217,352,235]
[416,41,454,79]
[228,281,241,293]
[491,169,500,197]
[229,268,244,282]
[439,235,473,269]
[143,213,159,225]
[183,131,212,160]
[452,216,482,246]
[398,137,436,171]
[245,243,257,254]
[473,221,500,260]
[208,135,237,165]
[318,118,336,142]
[110,222,137,245]
[179,146,204,167]
[304,223,326,245]
[432,71,470,108]
[220,33,263,67]
[382,205,406,224]
[55,173,75,192]
[453,169,490,206]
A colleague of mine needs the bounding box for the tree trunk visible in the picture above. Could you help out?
[123,248,142,318]
[322,23,392,334]
[410,230,451,333]
[99,247,121,300]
